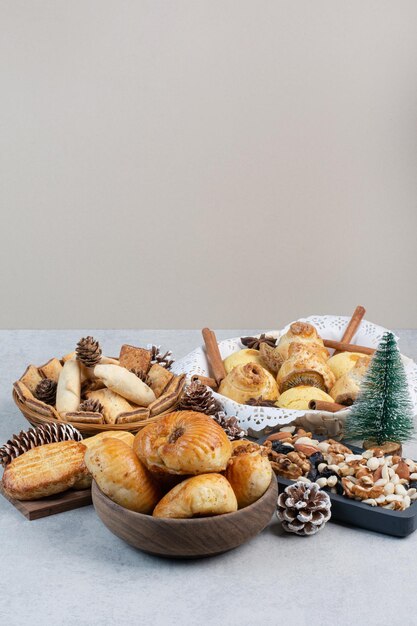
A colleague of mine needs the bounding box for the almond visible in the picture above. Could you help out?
[396,460,410,480]
[266,432,292,443]
[294,442,319,457]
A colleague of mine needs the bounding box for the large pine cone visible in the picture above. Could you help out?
[76,336,102,368]
[0,423,82,467]
[178,380,221,416]
[34,378,57,405]
[277,481,331,536]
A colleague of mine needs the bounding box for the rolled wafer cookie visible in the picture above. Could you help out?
[94,364,156,407]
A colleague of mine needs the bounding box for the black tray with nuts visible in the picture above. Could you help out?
[262,428,417,537]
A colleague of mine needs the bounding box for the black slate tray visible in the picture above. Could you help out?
[272,440,417,537]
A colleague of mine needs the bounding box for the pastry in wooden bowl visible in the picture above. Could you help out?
[133,411,232,477]
[2,441,88,500]
[225,442,272,508]
[84,438,160,513]
[275,321,329,362]
[91,474,278,558]
[330,357,371,406]
[153,473,238,518]
[218,363,279,404]
[277,386,335,410]
[276,343,336,393]
[223,349,266,375]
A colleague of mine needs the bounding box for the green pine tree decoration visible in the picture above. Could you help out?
[345,332,414,445]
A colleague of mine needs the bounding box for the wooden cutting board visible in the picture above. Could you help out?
[0,483,92,520]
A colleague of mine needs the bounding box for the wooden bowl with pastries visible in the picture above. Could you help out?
[91,476,278,559]
[12,338,186,436]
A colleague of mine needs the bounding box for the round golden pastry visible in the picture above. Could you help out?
[276,343,336,393]
[223,349,267,374]
[327,351,369,380]
[84,437,160,513]
[225,448,272,508]
[218,363,279,404]
[133,411,232,476]
[277,386,334,410]
[152,473,238,518]
[275,322,329,362]
[330,357,370,405]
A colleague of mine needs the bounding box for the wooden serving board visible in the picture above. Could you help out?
[0,484,92,520]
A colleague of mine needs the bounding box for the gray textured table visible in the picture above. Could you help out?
[1,330,417,626]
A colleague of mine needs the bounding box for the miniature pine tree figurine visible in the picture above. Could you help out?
[345,332,414,447]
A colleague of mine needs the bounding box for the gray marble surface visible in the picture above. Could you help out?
[1,329,417,626]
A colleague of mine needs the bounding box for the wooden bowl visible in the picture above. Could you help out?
[91,477,278,558]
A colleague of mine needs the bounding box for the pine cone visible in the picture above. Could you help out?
[277,481,331,536]
[0,423,83,467]
[246,397,277,407]
[76,336,102,368]
[79,399,103,413]
[241,334,277,350]
[213,412,247,441]
[148,344,174,370]
[178,380,222,415]
[34,378,57,405]
[130,368,151,387]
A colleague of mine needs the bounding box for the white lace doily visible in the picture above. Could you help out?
[172,315,417,434]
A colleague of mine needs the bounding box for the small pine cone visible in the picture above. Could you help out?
[0,423,83,467]
[213,412,247,441]
[148,344,174,370]
[79,399,103,414]
[130,368,151,387]
[178,380,222,416]
[76,336,102,368]
[34,378,57,405]
[277,481,331,536]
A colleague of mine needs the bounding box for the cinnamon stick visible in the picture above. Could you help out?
[334,305,366,355]
[324,339,375,355]
[202,328,226,385]
[191,374,218,390]
[308,400,346,412]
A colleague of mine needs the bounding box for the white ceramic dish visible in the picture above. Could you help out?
[172,315,417,436]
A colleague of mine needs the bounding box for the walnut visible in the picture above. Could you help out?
[270,455,303,480]
[326,440,353,455]
[355,466,373,480]
[342,478,384,500]
[286,450,311,474]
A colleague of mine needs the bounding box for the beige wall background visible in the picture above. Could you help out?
[1,1,416,330]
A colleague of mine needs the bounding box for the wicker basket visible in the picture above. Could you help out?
[13,354,186,436]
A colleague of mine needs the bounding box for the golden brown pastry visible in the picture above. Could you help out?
[73,431,135,489]
[153,473,238,518]
[275,322,329,362]
[2,441,88,500]
[277,386,334,410]
[218,363,279,404]
[225,447,272,508]
[330,356,370,405]
[86,388,133,424]
[133,411,232,476]
[56,359,81,415]
[327,351,368,380]
[276,343,336,393]
[85,438,160,513]
[94,364,156,406]
[223,349,266,374]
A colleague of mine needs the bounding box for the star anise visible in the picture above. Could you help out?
[241,334,276,350]
[246,397,277,407]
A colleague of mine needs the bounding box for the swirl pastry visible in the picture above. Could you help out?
[276,343,336,393]
[225,446,272,508]
[85,437,160,513]
[327,351,368,380]
[133,411,232,476]
[330,356,370,405]
[153,473,238,518]
[277,386,334,410]
[275,322,329,362]
[223,349,266,375]
[218,363,279,404]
